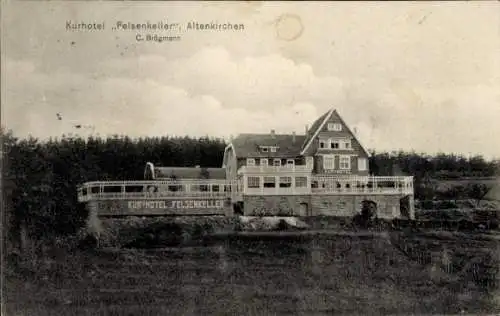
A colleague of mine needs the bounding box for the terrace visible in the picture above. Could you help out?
[77,179,236,203]
[77,175,414,203]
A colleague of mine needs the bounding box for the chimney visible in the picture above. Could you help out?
[305,125,309,134]
[270,129,275,138]
[292,131,296,143]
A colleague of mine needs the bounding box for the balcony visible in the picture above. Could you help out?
[241,176,414,196]
[311,176,414,195]
[238,164,313,175]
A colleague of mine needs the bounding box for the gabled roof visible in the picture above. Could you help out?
[300,108,371,157]
[153,167,226,180]
[231,133,306,158]
[300,109,334,155]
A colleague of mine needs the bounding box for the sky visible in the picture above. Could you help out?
[2,1,499,159]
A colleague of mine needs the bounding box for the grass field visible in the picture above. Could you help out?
[5,230,500,316]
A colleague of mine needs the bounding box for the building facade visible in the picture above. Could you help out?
[77,108,414,219]
[222,108,414,219]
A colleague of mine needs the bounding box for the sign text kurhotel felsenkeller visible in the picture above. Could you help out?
[97,200,226,212]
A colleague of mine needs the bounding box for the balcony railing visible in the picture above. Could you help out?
[238,164,313,174]
[77,180,236,202]
[241,176,414,196]
[311,175,413,195]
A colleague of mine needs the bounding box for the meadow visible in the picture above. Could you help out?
[5,230,499,315]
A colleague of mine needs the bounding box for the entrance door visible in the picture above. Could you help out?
[299,203,309,216]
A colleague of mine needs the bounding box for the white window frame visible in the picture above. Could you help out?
[327,123,342,131]
[247,176,260,188]
[286,159,295,167]
[330,140,340,149]
[246,158,256,166]
[270,146,277,153]
[339,155,351,170]
[343,140,352,149]
[295,176,308,188]
[260,158,268,166]
[261,147,269,152]
[323,154,335,170]
[279,176,292,188]
[273,158,281,166]
[319,139,327,149]
[263,176,276,188]
[358,158,368,171]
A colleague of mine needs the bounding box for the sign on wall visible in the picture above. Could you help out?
[127,200,225,209]
[95,199,228,216]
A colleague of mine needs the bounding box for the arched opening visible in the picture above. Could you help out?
[233,202,244,216]
[353,200,378,228]
[361,200,378,217]
[400,195,411,218]
[299,202,309,216]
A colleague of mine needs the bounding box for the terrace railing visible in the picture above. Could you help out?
[77,180,237,202]
[77,176,414,202]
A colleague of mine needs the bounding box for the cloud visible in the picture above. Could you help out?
[3,47,343,139]
[3,28,500,158]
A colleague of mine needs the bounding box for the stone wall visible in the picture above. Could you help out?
[243,195,312,216]
[244,194,413,219]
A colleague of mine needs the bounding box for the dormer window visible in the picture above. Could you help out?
[319,140,326,149]
[246,158,256,166]
[273,158,281,166]
[270,146,277,152]
[328,123,342,131]
[261,147,269,152]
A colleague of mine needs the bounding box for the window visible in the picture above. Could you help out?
[344,140,351,149]
[319,140,326,149]
[295,177,307,188]
[286,159,295,167]
[340,156,351,170]
[323,155,335,170]
[261,147,269,152]
[273,158,281,166]
[260,158,268,166]
[270,147,277,152]
[212,185,220,192]
[246,158,255,166]
[263,176,276,188]
[358,158,368,171]
[330,140,340,149]
[247,176,260,188]
[279,177,292,188]
[327,123,342,131]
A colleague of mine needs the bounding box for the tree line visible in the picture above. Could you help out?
[2,130,499,247]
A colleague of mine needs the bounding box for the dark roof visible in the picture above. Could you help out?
[231,133,306,158]
[301,109,330,152]
[153,167,226,180]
